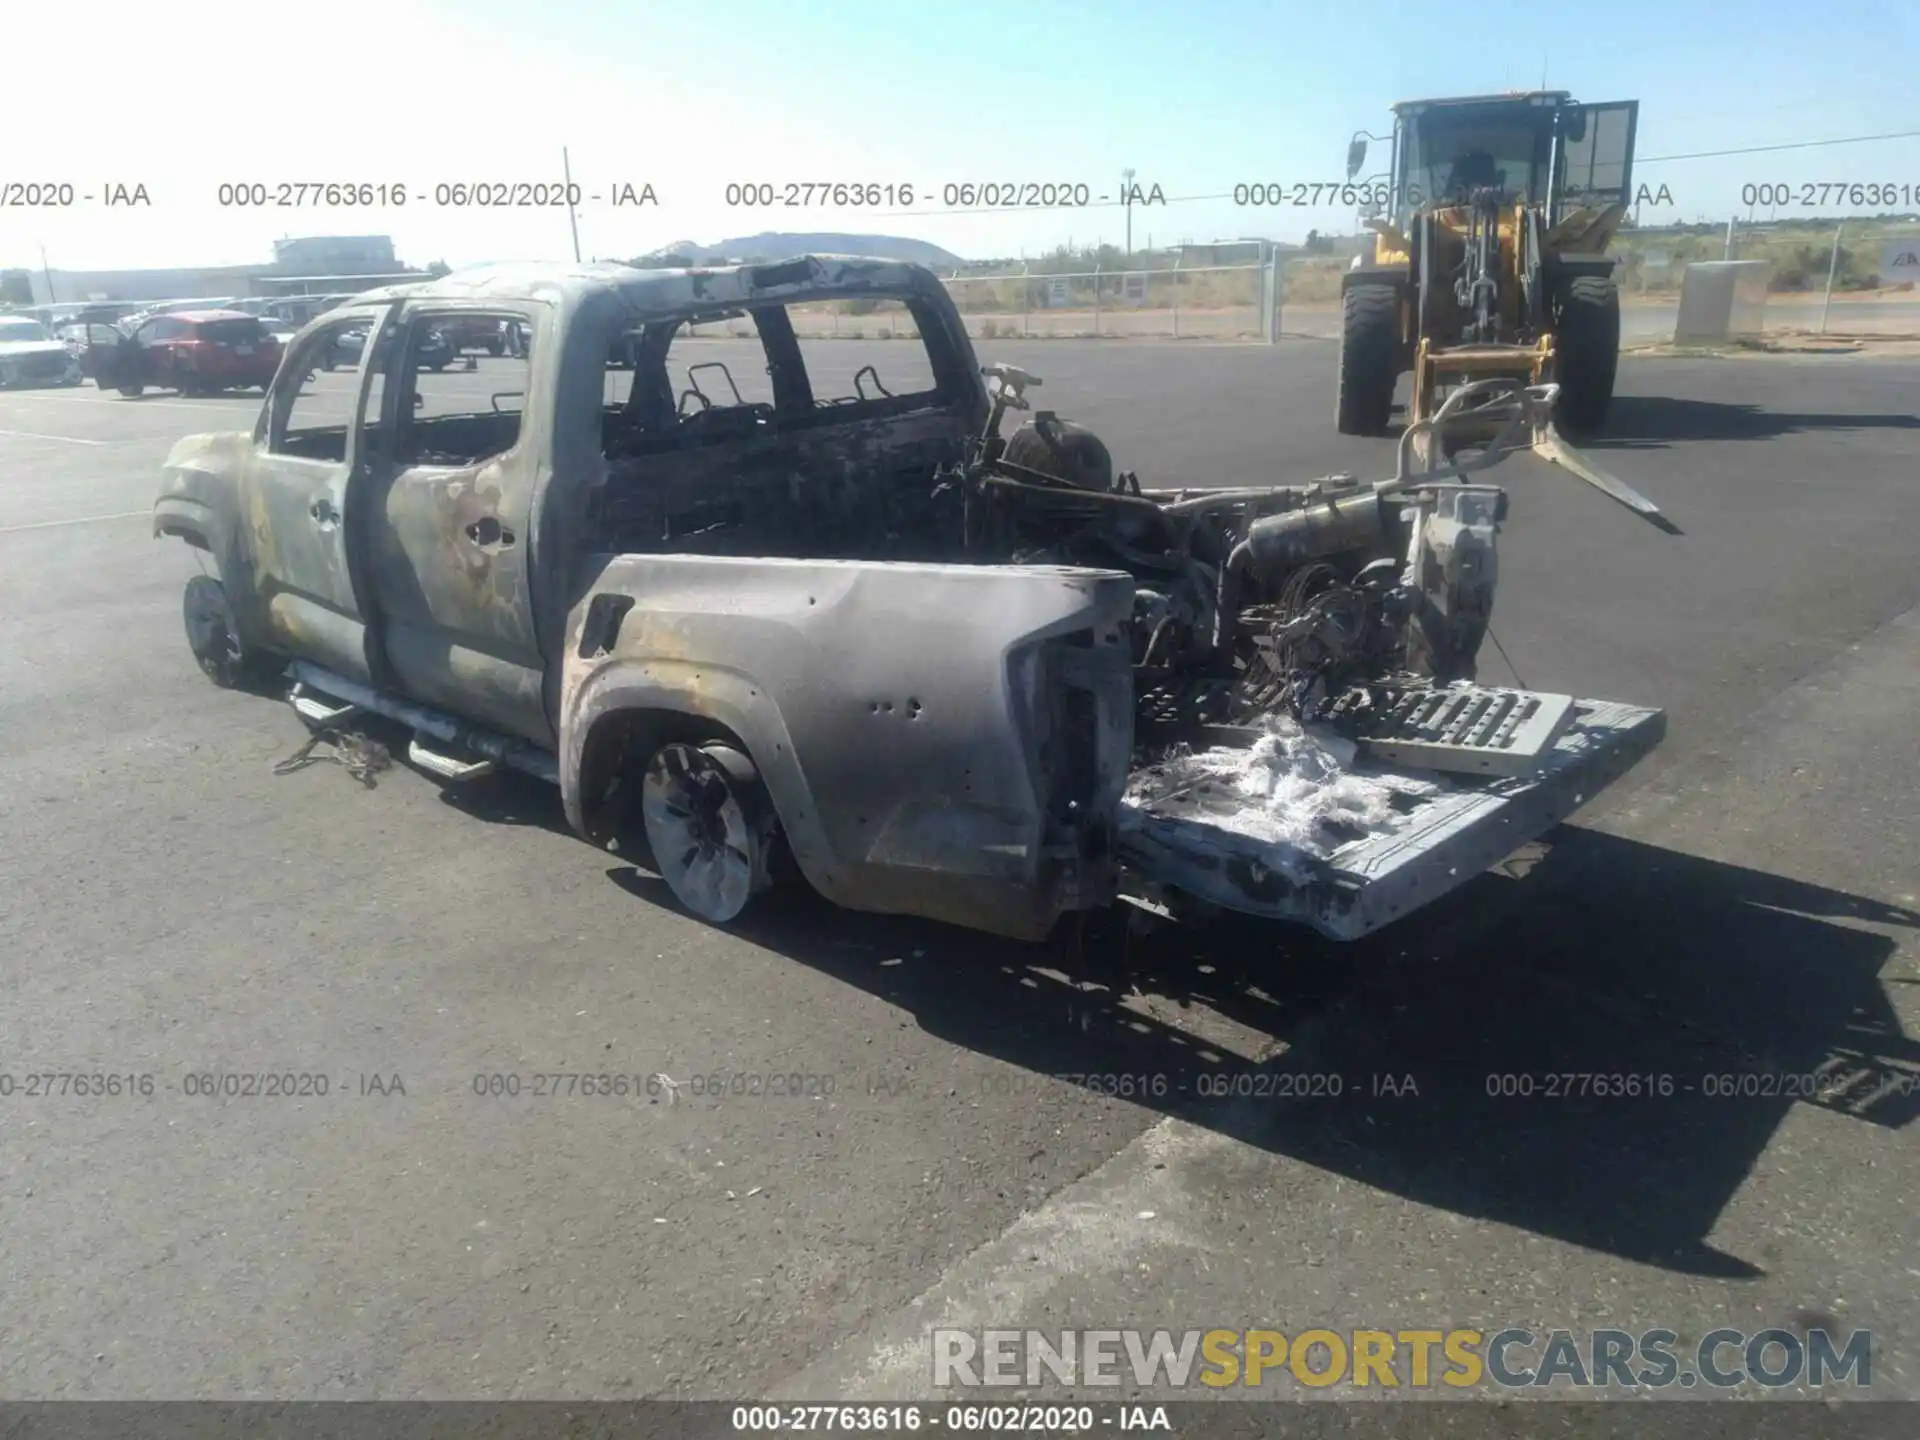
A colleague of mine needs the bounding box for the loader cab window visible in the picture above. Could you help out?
[1559,101,1639,210]
[1399,107,1553,217]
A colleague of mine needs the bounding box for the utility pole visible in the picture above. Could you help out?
[39,245,56,304]
[1820,223,1843,334]
[1723,215,1735,261]
[1121,167,1136,257]
[562,147,583,263]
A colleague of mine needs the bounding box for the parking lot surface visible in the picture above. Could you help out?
[1,341,1915,1402]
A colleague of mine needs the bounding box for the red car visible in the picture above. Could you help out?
[436,315,513,354]
[84,310,283,397]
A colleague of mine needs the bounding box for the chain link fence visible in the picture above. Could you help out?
[1274,222,1920,344]
[685,222,1920,347]
[745,262,1284,344]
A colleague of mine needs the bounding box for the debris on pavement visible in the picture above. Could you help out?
[272,729,392,789]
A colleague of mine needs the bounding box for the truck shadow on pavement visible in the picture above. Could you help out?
[623,822,1915,1281]
[446,767,1918,1279]
[1586,395,1920,449]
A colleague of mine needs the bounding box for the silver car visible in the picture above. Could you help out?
[0,316,83,388]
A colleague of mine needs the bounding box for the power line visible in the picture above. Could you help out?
[1639,129,1920,164]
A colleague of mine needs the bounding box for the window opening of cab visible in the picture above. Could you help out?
[392,311,533,467]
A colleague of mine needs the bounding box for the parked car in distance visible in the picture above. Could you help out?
[117,298,245,333]
[33,302,139,331]
[317,321,458,374]
[437,314,512,354]
[84,310,282,396]
[317,323,369,371]
[0,315,84,388]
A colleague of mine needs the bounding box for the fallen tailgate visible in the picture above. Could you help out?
[1117,699,1665,940]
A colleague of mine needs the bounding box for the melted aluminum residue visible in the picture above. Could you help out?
[1122,714,1453,882]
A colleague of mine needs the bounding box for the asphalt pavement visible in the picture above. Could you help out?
[0,342,1915,1407]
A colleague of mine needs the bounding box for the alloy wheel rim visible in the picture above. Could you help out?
[641,745,758,922]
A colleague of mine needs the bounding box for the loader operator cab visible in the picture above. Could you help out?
[1443,150,1505,199]
[1347,91,1638,230]
[1396,95,1560,224]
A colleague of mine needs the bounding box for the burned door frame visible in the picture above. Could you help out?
[359,299,552,747]
[763,293,982,499]
[237,303,398,686]
[587,308,801,558]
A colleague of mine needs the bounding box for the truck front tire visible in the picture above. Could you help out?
[183,575,282,690]
[1337,283,1400,436]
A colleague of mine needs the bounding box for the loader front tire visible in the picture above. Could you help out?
[1336,283,1400,437]
[1553,275,1621,436]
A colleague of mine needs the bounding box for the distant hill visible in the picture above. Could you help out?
[629,233,967,270]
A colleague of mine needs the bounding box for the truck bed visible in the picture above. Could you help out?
[1117,698,1665,940]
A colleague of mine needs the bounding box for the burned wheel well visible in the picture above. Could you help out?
[577,706,754,846]
[157,521,212,552]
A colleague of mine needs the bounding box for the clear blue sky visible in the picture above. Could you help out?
[5,0,1918,271]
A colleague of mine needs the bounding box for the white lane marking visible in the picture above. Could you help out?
[0,510,149,534]
[0,392,258,414]
[0,427,113,445]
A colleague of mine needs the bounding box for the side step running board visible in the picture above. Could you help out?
[286,661,560,786]
[407,737,497,783]
[288,682,359,728]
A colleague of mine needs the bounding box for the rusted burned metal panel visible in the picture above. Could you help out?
[362,301,552,745]
[559,556,1136,941]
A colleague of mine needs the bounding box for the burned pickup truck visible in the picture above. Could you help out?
[154,256,1673,943]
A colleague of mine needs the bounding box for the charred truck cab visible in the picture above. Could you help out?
[155,256,1672,945]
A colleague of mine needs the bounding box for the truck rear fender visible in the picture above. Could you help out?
[558,554,1136,939]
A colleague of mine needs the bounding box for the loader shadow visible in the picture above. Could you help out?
[603,826,1919,1280]
[1587,394,1920,449]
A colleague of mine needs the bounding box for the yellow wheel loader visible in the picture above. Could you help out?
[1337,91,1639,447]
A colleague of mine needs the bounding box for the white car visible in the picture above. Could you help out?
[0,317,83,388]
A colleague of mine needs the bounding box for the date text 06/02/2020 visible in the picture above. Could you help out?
[729,1404,1168,1432]
[210,182,659,208]
[718,181,1170,209]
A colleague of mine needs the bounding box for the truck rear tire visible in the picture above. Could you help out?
[1554,276,1620,436]
[1336,283,1400,436]
[640,742,780,925]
